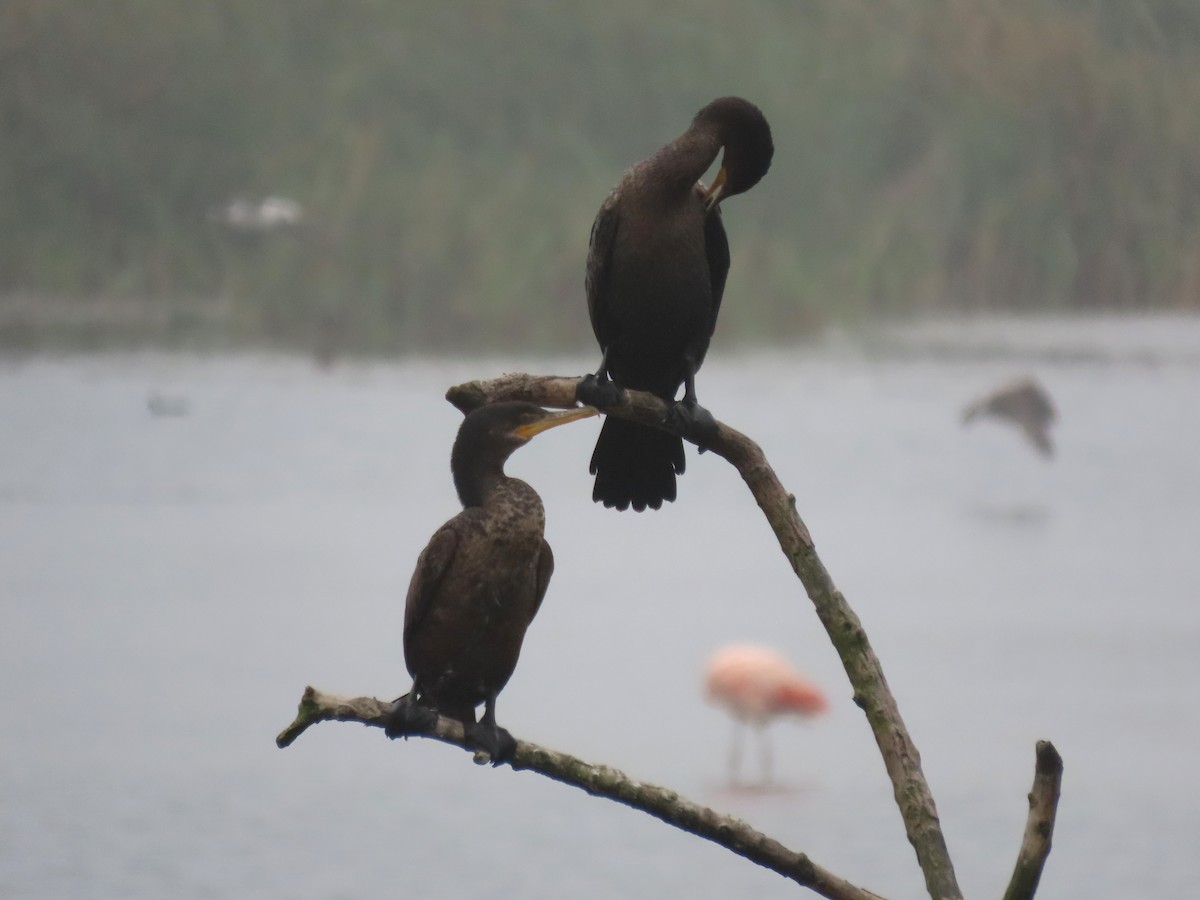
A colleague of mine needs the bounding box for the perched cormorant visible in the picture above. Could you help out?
[962,376,1057,458]
[577,96,774,511]
[384,402,597,763]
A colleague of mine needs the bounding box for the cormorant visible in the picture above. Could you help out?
[577,96,774,511]
[962,376,1057,458]
[384,401,597,763]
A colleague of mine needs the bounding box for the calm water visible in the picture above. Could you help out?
[2,317,1198,899]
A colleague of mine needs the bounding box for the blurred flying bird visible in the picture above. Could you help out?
[705,643,828,785]
[384,402,597,764]
[962,376,1057,458]
[578,97,774,511]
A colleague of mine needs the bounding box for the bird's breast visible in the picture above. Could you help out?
[604,202,714,372]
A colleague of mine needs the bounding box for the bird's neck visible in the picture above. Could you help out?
[641,128,723,198]
[454,458,507,509]
[456,469,545,535]
[454,463,543,517]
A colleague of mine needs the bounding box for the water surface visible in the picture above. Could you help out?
[2,319,1198,898]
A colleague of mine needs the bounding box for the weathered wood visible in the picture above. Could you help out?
[1002,741,1063,900]
[277,686,883,900]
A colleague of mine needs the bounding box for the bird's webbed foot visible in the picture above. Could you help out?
[465,721,517,766]
[465,698,517,766]
[383,693,438,739]
[576,372,624,409]
[665,399,719,449]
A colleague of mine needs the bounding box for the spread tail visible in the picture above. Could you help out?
[589,417,684,512]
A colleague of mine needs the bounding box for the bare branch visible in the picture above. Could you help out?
[443,372,964,900]
[277,686,884,900]
[1002,741,1063,900]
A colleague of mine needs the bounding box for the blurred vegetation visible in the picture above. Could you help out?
[3,0,1200,353]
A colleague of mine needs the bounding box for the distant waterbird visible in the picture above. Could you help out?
[704,644,828,785]
[962,376,1057,458]
[146,392,190,418]
[209,195,303,232]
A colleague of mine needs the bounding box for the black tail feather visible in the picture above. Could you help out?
[589,417,685,512]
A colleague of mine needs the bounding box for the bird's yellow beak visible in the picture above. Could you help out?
[513,405,598,439]
[702,166,728,211]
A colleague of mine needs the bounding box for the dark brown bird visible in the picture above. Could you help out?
[384,402,597,763]
[962,376,1057,458]
[577,96,774,511]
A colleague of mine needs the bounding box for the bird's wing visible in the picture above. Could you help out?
[531,539,555,621]
[402,523,461,660]
[1021,422,1055,458]
[585,192,620,346]
[1024,384,1058,424]
[703,203,731,333]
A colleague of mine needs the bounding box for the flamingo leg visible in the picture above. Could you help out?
[727,719,746,785]
[756,724,774,786]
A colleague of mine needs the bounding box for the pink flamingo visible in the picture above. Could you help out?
[704,644,829,784]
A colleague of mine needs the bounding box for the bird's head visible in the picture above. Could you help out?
[696,97,774,210]
[451,402,598,505]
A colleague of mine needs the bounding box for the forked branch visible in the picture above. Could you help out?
[279,372,1064,900]
[445,372,963,900]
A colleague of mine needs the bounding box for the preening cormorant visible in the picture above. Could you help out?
[578,96,774,511]
[384,402,598,763]
[962,376,1057,458]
